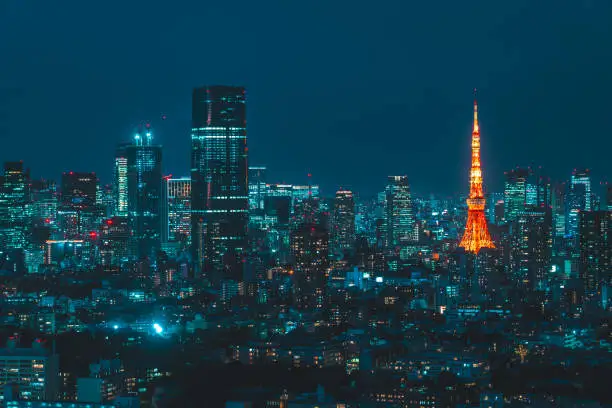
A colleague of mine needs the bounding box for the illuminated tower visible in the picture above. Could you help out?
[459,91,494,253]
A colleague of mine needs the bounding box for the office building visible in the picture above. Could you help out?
[191,85,248,280]
[510,208,552,291]
[248,166,266,211]
[113,143,129,217]
[0,162,30,250]
[126,130,162,259]
[503,168,529,223]
[331,190,355,256]
[579,211,611,296]
[60,172,97,208]
[0,338,59,402]
[162,177,191,246]
[385,176,415,249]
[290,223,329,309]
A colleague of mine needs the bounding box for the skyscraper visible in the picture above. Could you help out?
[385,176,415,250]
[290,223,329,309]
[114,143,129,217]
[510,208,552,291]
[162,177,191,247]
[567,169,592,239]
[60,172,97,208]
[0,162,30,250]
[331,190,355,256]
[191,86,248,281]
[459,91,494,253]
[579,211,611,296]
[248,166,267,211]
[126,129,162,260]
[503,168,529,223]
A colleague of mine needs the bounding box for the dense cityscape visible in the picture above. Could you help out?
[0,83,608,407]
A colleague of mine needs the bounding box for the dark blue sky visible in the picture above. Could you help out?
[1,0,610,197]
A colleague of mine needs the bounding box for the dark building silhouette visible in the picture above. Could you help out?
[60,172,97,208]
[191,86,248,281]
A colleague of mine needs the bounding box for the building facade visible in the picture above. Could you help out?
[191,86,248,281]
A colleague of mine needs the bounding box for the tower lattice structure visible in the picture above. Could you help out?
[459,90,495,253]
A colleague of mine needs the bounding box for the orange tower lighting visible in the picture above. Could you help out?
[459,89,495,253]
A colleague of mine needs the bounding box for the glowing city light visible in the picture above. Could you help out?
[153,323,163,334]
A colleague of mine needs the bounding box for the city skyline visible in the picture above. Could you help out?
[1,1,611,196]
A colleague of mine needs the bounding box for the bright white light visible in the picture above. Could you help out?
[375,277,383,283]
[363,273,371,279]
[113,325,119,330]
[153,323,163,334]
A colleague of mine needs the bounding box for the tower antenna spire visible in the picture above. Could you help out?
[459,89,494,253]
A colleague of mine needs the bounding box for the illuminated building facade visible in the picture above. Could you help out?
[113,143,129,217]
[162,177,191,246]
[248,166,267,211]
[503,168,529,223]
[99,216,130,266]
[0,162,30,250]
[191,85,248,281]
[0,339,59,401]
[29,180,57,224]
[290,223,329,309]
[126,130,162,260]
[510,208,552,290]
[331,190,355,256]
[567,168,592,240]
[459,92,494,253]
[385,176,415,250]
[579,211,611,296]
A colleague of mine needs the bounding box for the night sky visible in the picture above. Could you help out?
[0,0,610,197]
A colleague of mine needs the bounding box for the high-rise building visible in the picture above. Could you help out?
[113,143,129,217]
[503,168,529,223]
[162,177,191,246]
[551,183,566,239]
[0,162,30,250]
[60,172,97,208]
[606,185,612,211]
[579,211,611,296]
[459,91,494,253]
[566,169,592,240]
[331,190,355,256]
[126,129,163,259]
[248,166,267,211]
[290,223,329,309]
[510,208,552,290]
[191,86,248,280]
[571,169,592,211]
[30,179,57,223]
[385,176,415,250]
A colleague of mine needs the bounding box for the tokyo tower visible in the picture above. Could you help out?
[459,90,495,253]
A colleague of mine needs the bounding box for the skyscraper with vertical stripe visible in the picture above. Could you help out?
[191,86,248,281]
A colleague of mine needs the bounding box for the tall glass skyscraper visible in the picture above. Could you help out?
[114,143,130,217]
[0,162,30,250]
[331,190,355,257]
[162,177,191,246]
[191,86,248,281]
[385,176,415,250]
[503,168,529,223]
[127,130,162,260]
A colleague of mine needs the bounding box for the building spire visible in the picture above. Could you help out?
[473,88,479,133]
